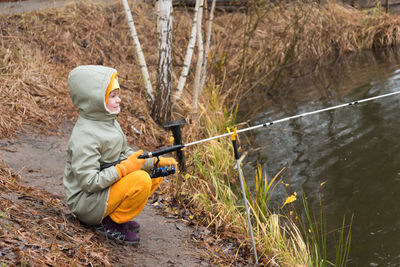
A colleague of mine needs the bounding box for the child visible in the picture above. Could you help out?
[63,65,177,245]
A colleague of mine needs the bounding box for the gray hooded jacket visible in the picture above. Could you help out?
[63,65,152,225]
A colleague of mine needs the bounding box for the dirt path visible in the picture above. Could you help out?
[0,0,110,15]
[0,127,210,266]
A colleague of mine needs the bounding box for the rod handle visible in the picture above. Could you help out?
[229,127,240,160]
[138,144,185,159]
[232,139,240,160]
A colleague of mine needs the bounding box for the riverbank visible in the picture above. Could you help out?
[1,0,400,265]
[0,141,209,266]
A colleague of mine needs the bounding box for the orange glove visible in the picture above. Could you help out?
[155,156,178,170]
[115,150,146,178]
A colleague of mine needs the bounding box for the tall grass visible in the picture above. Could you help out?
[238,160,353,266]
[243,166,312,266]
[176,80,353,265]
[175,86,312,265]
[297,190,353,267]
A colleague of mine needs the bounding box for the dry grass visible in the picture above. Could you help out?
[0,162,111,266]
[0,0,176,146]
[1,0,400,139]
[207,0,400,108]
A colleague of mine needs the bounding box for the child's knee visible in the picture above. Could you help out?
[126,170,152,192]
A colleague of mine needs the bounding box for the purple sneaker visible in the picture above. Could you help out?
[126,220,140,233]
[96,216,140,245]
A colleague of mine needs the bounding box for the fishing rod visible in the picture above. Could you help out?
[101,90,400,172]
[107,90,400,178]
[139,90,400,160]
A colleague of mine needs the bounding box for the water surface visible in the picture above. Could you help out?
[240,49,400,266]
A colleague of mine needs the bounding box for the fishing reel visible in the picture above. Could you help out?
[99,155,176,178]
[150,165,175,178]
[150,157,176,178]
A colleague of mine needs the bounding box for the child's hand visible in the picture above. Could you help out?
[156,157,178,170]
[115,150,146,178]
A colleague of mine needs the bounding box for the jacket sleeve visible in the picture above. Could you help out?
[122,146,135,158]
[70,135,120,193]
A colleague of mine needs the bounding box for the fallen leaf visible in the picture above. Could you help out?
[282,194,297,208]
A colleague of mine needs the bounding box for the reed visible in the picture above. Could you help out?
[296,190,353,267]
[242,165,312,266]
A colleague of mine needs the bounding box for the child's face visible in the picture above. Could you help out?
[106,89,121,113]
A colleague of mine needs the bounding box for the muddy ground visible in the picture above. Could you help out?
[0,0,110,15]
[0,126,211,266]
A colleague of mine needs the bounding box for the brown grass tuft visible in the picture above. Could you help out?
[0,162,111,266]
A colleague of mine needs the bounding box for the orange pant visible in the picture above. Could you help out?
[104,170,162,223]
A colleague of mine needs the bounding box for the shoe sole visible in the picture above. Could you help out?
[96,228,140,246]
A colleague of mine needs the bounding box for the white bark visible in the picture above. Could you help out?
[199,0,216,94]
[193,0,204,110]
[151,0,173,124]
[121,0,154,102]
[157,0,173,92]
[174,0,201,100]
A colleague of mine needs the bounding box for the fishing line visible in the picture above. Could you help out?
[139,90,400,158]
[183,90,400,148]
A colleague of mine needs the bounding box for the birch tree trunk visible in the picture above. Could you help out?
[199,0,216,95]
[151,0,173,125]
[193,0,204,110]
[174,0,201,100]
[121,0,154,102]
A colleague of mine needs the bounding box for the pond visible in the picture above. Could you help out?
[239,49,400,266]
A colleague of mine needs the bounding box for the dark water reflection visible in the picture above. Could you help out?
[240,49,400,266]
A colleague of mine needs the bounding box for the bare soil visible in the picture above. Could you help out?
[0,126,211,266]
[0,0,110,15]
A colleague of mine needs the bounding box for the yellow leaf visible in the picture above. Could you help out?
[282,194,297,208]
[169,136,174,143]
[189,215,194,220]
[320,181,327,186]
[284,183,290,187]
[289,211,293,216]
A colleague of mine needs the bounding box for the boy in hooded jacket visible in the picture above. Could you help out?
[64,65,177,245]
